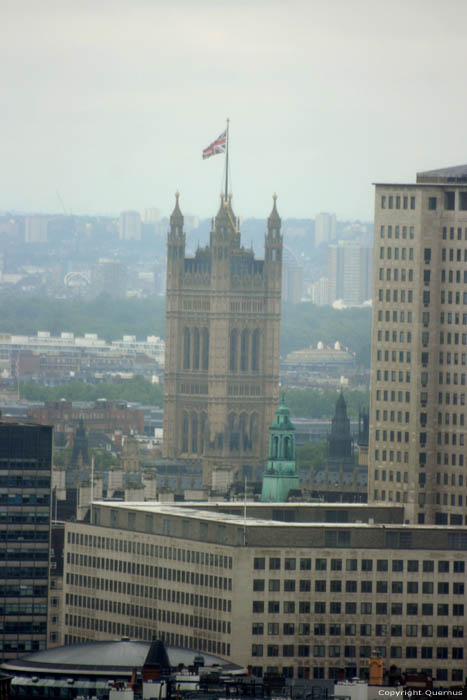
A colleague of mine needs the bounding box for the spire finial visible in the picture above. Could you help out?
[268,193,281,231]
[170,190,183,228]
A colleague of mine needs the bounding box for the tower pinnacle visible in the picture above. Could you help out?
[170,191,183,230]
[267,193,281,235]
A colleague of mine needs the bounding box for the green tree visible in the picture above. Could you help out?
[280,302,371,363]
[0,296,371,365]
[20,376,163,406]
[285,388,368,419]
[90,449,120,470]
[296,440,328,471]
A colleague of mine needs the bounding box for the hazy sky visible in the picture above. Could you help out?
[2,0,467,220]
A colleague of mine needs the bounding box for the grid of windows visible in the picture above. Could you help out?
[372,185,467,523]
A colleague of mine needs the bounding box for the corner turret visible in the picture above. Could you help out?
[267,193,281,238]
[169,191,184,237]
[167,192,185,289]
[265,195,282,287]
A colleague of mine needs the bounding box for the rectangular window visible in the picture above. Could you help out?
[444,192,455,210]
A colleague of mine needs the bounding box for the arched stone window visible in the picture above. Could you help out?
[183,328,191,370]
[182,412,189,452]
[229,412,239,451]
[250,413,258,450]
[273,435,279,458]
[201,328,209,370]
[191,413,198,453]
[200,412,208,453]
[229,329,238,372]
[193,328,200,370]
[251,329,260,371]
[240,330,249,372]
[239,412,248,451]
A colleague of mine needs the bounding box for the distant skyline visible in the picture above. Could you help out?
[2,0,467,220]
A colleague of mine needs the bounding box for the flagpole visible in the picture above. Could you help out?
[224,118,230,202]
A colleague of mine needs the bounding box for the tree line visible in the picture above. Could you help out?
[1,295,370,364]
[20,377,367,420]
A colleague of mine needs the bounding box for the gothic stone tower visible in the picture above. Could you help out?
[163,193,282,485]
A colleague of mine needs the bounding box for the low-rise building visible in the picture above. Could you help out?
[28,398,144,436]
[61,500,467,686]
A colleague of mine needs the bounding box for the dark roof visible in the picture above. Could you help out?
[416,164,467,183]
[1,640,236,677]
[144,639,170,670]
[417,164,467,178]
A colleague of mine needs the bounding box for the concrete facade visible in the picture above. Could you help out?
[369,167,467,525]
[61,501,467,686]
[328,243,372,306]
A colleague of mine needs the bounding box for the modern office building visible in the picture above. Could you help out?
[163,193,282,485]
[314,213,337,248]
[0,421,53,662]
[91,258,128,297]
[282,247,303,304]
[328,242,372,306]
[61,500,467,685]
[24,215,48,243]
[369,164,467,525]
[119,210,141,241]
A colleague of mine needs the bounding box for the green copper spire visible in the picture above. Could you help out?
[261,398,301,502]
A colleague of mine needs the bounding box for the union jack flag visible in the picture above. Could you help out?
[202,129,227,159]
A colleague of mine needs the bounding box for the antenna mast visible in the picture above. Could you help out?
[224,118,230,202]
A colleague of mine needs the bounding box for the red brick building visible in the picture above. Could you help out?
[27,399,144,436]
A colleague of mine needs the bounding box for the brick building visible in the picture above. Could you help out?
[27,399,144,436]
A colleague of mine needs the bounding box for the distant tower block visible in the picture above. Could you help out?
[163,192,282,485]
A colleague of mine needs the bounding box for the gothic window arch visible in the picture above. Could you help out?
[239,412,248,451]
[183,328,191,370]
[229,329,238,372]
[249,413,258,449]
[191,412,198,453]
[251,329,260,371]
[240,330,249,372]
[182,412,189,452]
[200,412,208,453]
[201,328,209,370]
[193,328,200,370]
[273,435,279,458]
[229,412,239,451]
